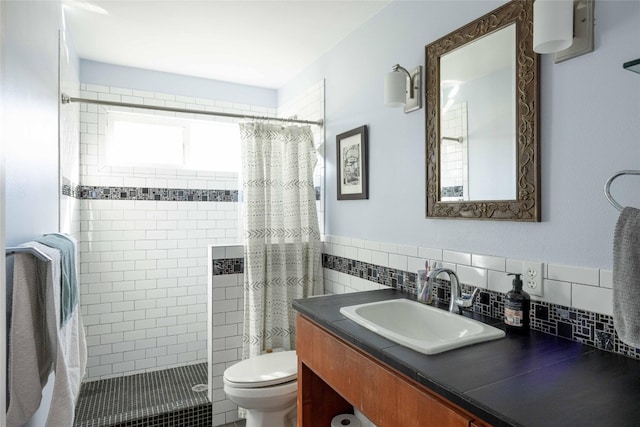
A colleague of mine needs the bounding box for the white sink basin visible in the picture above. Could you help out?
[339,298,505,355]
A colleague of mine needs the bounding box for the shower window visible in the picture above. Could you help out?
[104,111,241,172]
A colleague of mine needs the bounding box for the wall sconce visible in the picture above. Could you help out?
[533,0,594,63]
[384,64,422,113]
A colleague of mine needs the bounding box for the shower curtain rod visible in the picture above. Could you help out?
[60,93,324,127]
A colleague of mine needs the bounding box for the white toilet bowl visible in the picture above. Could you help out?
[223,350,298,427]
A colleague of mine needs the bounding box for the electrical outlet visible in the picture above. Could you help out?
[523,262,544,296]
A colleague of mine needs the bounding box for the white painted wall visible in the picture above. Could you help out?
[280,0,640,270]
[0,1,6,420]
[2,1,66,425]
[81,59,277,109]
[3,0,61,245]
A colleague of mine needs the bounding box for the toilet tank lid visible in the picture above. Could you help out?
[224,350,297,387]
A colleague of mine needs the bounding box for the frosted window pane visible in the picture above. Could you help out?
[108,120,183,167]
[188,122,240,172]
[105,111,241,172]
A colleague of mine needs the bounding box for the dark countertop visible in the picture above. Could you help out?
[293,289,640,427]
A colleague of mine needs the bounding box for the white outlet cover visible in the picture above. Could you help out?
[523,262,544,296]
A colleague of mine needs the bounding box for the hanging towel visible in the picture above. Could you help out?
[7,241,87,427]
[613,207,640,348]
[6,250,52,426]
[36,233,78,325]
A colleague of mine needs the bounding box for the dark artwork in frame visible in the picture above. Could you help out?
[336,125,368,200]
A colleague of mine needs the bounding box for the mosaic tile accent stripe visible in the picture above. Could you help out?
[80,186,238,202]
[322,253,416,290]
[323,254,640,361]
[74,363,211,427]
[63,185,320,201]
[213,258,244,275]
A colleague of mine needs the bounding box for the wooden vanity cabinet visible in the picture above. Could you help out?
[296,315,490,427]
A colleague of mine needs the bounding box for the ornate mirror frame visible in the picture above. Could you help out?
[425,0,540,221]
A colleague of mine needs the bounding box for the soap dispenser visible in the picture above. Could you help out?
[504,273,530,332]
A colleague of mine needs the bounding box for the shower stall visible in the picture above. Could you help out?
[58,50,325,425]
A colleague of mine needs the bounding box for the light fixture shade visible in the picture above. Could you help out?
[384,71,407,107]
[533,0,574,54]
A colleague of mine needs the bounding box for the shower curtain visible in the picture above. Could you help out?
[239,122,323,359]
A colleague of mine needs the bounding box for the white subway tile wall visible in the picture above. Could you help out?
[207,247,244,426]
[323,235,615,316]
[79,199,237,379]
[78,82,324,380]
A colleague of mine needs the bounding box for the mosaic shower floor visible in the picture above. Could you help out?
[74,363,212,427]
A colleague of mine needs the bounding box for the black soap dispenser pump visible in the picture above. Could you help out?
[504,273,530,332]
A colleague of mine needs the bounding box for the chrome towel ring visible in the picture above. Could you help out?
[604,170,640,212]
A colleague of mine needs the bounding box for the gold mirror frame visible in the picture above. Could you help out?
[425,0,540,221]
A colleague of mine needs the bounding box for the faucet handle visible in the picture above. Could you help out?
[454,287,481,309]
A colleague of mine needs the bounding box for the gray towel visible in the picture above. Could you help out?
[7,242,87,427]
[613,207,640,348]
[35,234,78,325]
[6,251,53,426]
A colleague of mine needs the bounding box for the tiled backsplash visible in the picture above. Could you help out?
[322,235,640,360]
[323,235,613,315]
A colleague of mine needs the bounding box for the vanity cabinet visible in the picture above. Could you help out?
[296,315,490,427]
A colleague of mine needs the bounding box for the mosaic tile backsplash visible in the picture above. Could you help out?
[322,253,640,361]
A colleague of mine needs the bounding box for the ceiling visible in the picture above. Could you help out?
[62,0,392,89]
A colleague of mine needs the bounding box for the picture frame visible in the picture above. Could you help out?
[336,125,368,200]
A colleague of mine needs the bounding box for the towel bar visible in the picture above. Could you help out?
[604,170,640,212]
[5,246,52,262]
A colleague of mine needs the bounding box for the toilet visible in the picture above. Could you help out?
[223,350,298,427]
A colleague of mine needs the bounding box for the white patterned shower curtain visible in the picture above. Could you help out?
[239,122,323,359]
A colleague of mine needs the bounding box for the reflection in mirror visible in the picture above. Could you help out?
[426,0,540,221]
[440,24,516,201]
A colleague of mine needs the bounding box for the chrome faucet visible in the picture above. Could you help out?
[427,268,481,314]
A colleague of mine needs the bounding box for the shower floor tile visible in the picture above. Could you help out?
[74,363,212,427]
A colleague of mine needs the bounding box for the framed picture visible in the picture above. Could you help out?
[337,125,368,200]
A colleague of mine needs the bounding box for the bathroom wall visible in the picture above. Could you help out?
[208,245,244,426]
[81,60,276,109]
[323,236,612,315]
[77,80,267,379]
[3,0,62,246]
[278,0,640,330]
[1,1,6,418]
[280,0,640,273]
[76,65,324,380]
[2,0,71,425]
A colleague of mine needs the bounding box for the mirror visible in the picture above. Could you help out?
[426,0,540,221]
